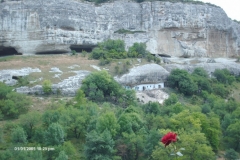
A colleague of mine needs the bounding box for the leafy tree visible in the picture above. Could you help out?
[42,110,60,127]
[212,83,229,98]
[85,129,115,160]
[192,67,208,78]
[19,111,41,139]
[81,71,135,105]
[142,102,161,115]
[164,93,178,106]
[226,121,240,150]
[96,112,120,137]
[224,148,239,160]
[0,150,13,160]
[44,123,65,146]
[11,126,28,144]
[128,42,147,58]
[59,107,88,139]
[180,131,215,160]
[75,89,86,104]
[0,82,12,99]
[55,151,68,160]
[1,92,31,118]
[42,80,52,94]
[168,69,197,95]
[213,69,235,85]
[121,129,146,160]
[118,110,144,134]
[62,141,76,158]
[144,129,162,158]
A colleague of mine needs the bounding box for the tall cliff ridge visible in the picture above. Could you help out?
[0,0,240,57]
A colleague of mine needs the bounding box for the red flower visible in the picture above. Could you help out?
[161,132,177,147]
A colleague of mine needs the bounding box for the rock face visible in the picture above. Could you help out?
[0,0,240,57]
[0,67,41,86]
[115,64,169,86]
[163,58,240,76]
[15,70,90,96]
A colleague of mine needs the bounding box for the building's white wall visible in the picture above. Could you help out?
[124,82,164,91]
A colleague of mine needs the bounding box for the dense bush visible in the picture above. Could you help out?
[213,69,235,85]
[42,80,52,95]
[167,69,198,95]
[81,70,136,106]
[91,39,127,61]
[0,83,31,119]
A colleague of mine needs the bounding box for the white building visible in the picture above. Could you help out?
[124,82,164,91]
[117,64,170,91]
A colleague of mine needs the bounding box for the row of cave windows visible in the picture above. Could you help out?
[0,45,95,56]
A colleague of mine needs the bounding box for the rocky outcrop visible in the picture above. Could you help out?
[0,67,41,86]
[115,64,169,86]
[0,0,239,57]
[15,70,90,96]
[163,58,240,76]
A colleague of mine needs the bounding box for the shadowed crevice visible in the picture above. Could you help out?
[70,45,96,52]
[0,46,21,56]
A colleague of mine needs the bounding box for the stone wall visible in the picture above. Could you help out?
[0,0,239,57]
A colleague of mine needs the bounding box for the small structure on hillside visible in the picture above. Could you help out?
[115,64,169,91]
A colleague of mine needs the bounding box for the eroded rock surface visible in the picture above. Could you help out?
[115,64,169,86]
[163,58,240,76]
[0,67,41,86]
[0,0,239,57]
[15,70,90,96]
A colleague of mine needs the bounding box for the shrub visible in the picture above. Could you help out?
[128,42,147,58]
[213,69,235,85]
[71,50,76,56]
[42,80,52,95]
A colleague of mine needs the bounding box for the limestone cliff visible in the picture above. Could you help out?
[0,0,240,57]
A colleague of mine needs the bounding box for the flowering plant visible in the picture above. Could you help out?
[161,132,184,158]
[161,132,177,147]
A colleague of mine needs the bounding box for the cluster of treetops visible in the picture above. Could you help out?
[1,62,240,159]
[86,39,161,66]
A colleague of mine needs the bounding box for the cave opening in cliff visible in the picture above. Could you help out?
[70,45,96,53]
[0,47,21,56]
[157,54,171,58]
[35,51,68,55]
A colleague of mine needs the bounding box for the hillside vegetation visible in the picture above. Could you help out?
[0,63,240,159]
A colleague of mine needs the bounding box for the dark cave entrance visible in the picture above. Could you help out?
[35,50,68,55]
[70,45,96,53]
[0,47,21,56]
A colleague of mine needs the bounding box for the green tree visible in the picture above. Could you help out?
[59,107,88,139]
[128,42,147,58]
[226,121,240,150]
[11,126,28,144]
[44,123,64,146]
[1,92,31,118]
[168,69,197,95]
[75,89,86,104]
[42,110,60,127]
[224,149,239,160]
[96,112,120,137]
[85,129,115,160]
[55,151,68,160]
[19,111,41,139]
[164,93,178,106]
[81,71,128,104]
[42,80,52,94]
[213,69,235,85]
[192,67,208,78]
[0,82,12,99]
